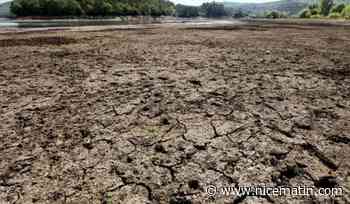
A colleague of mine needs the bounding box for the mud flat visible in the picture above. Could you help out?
[0,20,350,203]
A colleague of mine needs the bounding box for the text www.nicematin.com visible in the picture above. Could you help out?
[205,185,343,197]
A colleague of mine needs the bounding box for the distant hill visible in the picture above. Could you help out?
[224,0,350,16]
[0,1,11,17]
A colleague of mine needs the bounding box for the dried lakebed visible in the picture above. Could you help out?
[0,22,350,203]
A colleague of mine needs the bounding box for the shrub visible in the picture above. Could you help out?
[328,12,342,18]
[342,5,350,19]
[299,9,311,18]
[331,4,345,13]
[310,14,322,18]
[64,0,83,15]
[310,7,320,15]
[11,0,40,16]
[265,11,286,19]
[320,0,334,16]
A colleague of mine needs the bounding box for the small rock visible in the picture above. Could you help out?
[294,115,312,129]
[169,197,192,204]
[188,180,200,189]
[280,164,304,179]
[315,176,338,188]
[154,144,166,153]
[83,142,93,150]
[160,117,170,125]
[188,79,201,86]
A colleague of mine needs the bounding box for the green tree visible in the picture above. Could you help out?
[10,0,175,17]
[342,5,350,19]
[320,0,334,16]
[175,4,199,17]
[64,0,83,15]
[46,0,65,16]
[299,9,311,18]
[76,0,95,15]
[331,3,345,13]
[11,0,40,16]
[201,2,226,17]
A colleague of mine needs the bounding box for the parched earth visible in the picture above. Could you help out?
[0,21,350,204]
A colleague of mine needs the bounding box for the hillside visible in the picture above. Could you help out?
[225,0,350,16]
[0,1,11,17]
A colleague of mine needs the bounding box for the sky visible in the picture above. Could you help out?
[0,0,281,6]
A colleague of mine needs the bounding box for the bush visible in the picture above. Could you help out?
[320,0,334,16]
[64,0,83,15]
[175,4,199,17]
[200,2,226,17]
[310,14,322,18]
[265,11,286,19]
[11,0,40,16]
[328,12,342,18]
[331,4,345,13]
[342,5,350,19]
[310,7,320,15]
[299,9,311,18]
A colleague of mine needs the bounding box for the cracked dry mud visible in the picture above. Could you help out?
[0,22,350,204]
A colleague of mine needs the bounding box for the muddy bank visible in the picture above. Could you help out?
[0,21,349,204]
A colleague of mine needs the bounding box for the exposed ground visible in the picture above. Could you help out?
[0,21,350,204]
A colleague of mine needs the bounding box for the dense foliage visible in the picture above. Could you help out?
[175,2,226,18]
[175,4,199,17]
[343,5,350,18]
[200,2,226,17]
[299,0,350,19]
[320,0,334,15]
[331,3,345,13]
[10,0,175,16]
[265,10,287,18]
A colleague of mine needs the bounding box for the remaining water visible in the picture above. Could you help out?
[0,17,160,28]
[0,17,18,27]
[0,17,245,30]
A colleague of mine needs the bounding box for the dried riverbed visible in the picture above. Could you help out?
[0,21,350,203]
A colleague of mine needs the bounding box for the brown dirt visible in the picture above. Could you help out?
[0,22,350,204]
[0,36,78,47]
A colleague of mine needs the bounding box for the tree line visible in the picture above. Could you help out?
[10,0,175,16]
[175,2,226,18]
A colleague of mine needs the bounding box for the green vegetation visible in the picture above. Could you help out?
[328,11,343,17]
[298,0,350,18]
[225,0,350,18]
[176,2,226,18]
[299,9,312,17]
[201,2,226,17]
[265,10,287,18]
[175,4,199,17]
[10,0,175,17]
[224,0,310,17]
[320,0,334,15]
[331,3,346,12]
[342,5,350,18]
